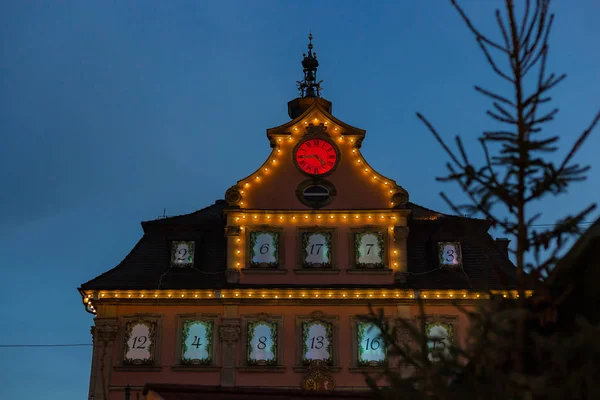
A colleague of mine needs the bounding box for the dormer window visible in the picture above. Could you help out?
[171,241,195,267]
[438,242,462,268]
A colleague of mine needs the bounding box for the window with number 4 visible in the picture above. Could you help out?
[171,241,195,267]
[438,242,462,267]
[180,320,213,365]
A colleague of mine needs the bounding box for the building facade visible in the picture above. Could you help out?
[79,36,517,400]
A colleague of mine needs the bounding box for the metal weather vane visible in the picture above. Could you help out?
[296,33,323,98]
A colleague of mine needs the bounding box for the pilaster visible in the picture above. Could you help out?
[89,318,118,400]
[218,318,241,387]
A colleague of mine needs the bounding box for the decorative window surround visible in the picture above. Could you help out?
[115,314,163,372]
[244,226,285,271]
[172,313,220,372]
[238,313,285,373]
[416,314,459,363]
[296,226,338,271]
[348,227,389,271]
[437,242,463,268]
[294,311,340,372]
[170,241,195,268]
[349,316,389,372]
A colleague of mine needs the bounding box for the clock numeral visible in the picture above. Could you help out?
[306,141,313,147]
[327,147,335,153]
[328,154,335,159]
[312,167,319,174]
[327,161,334,167]
[299,160,307,167]
[312,139,319,145]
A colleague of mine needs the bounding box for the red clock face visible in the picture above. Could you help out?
[295,138,338,175]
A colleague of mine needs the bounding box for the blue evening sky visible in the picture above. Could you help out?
[1,1,598,398]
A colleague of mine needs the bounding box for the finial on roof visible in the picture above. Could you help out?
[296,33,323,98]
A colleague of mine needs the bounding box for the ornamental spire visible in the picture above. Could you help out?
[296,33,323,98]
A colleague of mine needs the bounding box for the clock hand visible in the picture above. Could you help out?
[298,155,315,159]
[314,155,326,165]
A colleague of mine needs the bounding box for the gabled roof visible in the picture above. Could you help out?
[80,200,516,291]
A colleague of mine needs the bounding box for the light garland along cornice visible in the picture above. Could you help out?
[80,290,534,315]
[227,117,403,209]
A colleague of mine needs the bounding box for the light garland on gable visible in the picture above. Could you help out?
[80,289,534,314]
[226,116,405,209]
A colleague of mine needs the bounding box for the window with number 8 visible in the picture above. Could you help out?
[357,321,386,365]
[247,321,278,365]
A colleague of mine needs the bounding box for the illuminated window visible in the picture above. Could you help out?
[249,231,280,268]
[171,241,195,267]
[175,314,218,368]
[119,315,163,367]
[299,230,334,268]
[180,320,214,365]
[425,322,454,362]
[438,242,462,267]
[356,321,387,366]
[246,320,278,365]
[354,230,386,269]
[296,312,338,368]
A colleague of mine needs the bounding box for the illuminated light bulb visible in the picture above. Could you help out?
[343,216,347,219]
[294,127,298,131]
[289,295,292,298]
[352,149,356,153]
[356,294,359,298]
[324,122,327,125]
[383,294,386,297]
[255,176,259,180]
[355,215,359,219]
[304,121,308,124]
[315,294,319,297]
[342,294,346,297]
[437,294,440,298]
[237,239,241,243]
[266,215,271,219]
[128,294,131,297]
[384,182,388,185]
[369,294,373,297]
[155,294,158,297]
[275,295,278,298]
[477,294,480,298]
[423,295,427,298]
[365,168,368,172]
[237,262,241,266]
[240,202,244,205]
[249,294,252,297]
[288,136,292,140]
[235,293,239,297]
[304,215,309,219]
[279,216,283,220]
[314,118,318,122]
[262,294,265,297]
[277,149,280,153]
[317,215,321,219]
[243,216,246,219]
[409,294,413,298]
[237,250,241,254]
[271,160,275,163]
[357,160,361,163]
[391,202,395,205]
[503,294,507,298]
[208,294,212,297]
[168,294,171,297]
[278,139,281,142]
[350,139,354,142]
[101,294,105,297]
[328,294,332,297]
[334,127,338,130]
[450,294,453,297]
[394,251,398,255]
[393,263,398,266]
[292,216,296,220]
[463,294,467,298]
[330,215,334,219]
[141,294,144,298]
[181,294,185,297]
[236,217,240,221]
[368,216,372,219]
[194,294,198,298]
[253,215,258,219]
[391,227,394,230]
[381,216,385,219]
[391,216,397,220]
[115,294,118,297]
[389,190,393,193]
[302,294,305,297]
[373,176,376,180]
[338,137,343,141]
[264,168,268,172]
